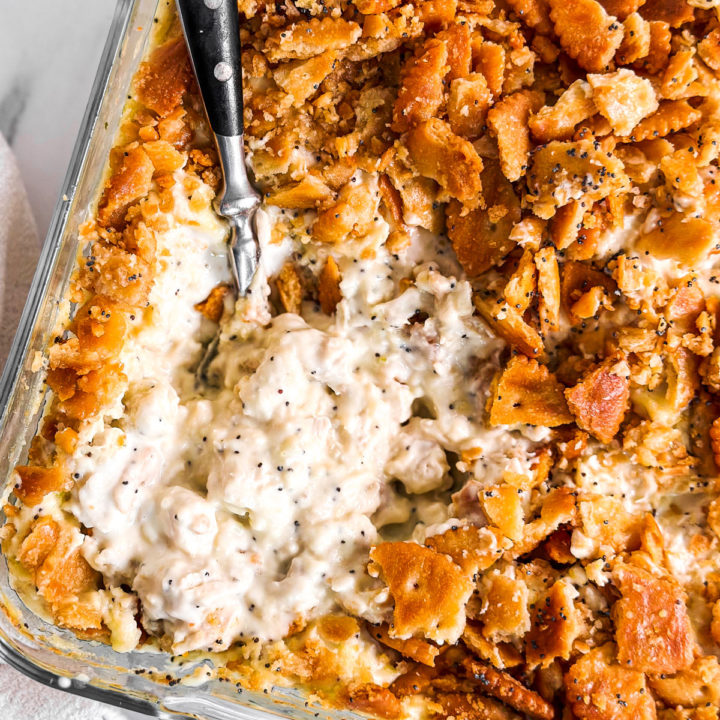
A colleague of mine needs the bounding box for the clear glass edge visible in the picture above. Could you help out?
[0,0,129,413]
[0,2,357,719]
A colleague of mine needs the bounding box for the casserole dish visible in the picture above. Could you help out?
[0,1,349,718]
[3,0,720,718]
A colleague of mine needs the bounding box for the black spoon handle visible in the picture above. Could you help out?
[176,0,244,138]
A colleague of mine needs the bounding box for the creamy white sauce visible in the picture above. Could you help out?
[65,172,536,653]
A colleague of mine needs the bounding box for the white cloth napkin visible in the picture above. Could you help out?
[0,133,40,370]
[0,132,127,720]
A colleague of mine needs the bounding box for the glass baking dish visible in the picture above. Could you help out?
[0,2,354,719]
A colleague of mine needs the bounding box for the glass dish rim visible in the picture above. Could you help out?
[0,0,131,413]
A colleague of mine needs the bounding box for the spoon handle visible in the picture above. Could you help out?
[177,0,261,298]
[176,0,243,138]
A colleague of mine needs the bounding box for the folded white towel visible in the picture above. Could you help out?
[0,132,39,370]
[0,131,129,720]
[0,663,127,720]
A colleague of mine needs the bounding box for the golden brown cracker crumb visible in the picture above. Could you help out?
[489,356,572,427]
[613,560,694,674]
[565,643,656,720]
[548,0,624,72]
[369,542,473,644]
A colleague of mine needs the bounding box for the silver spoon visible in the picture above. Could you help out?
[177,0,261,382]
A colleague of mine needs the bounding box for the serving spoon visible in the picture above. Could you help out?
[176,0,261,381]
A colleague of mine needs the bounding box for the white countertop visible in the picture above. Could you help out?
[0,2,152,719]
[0,0,116,236]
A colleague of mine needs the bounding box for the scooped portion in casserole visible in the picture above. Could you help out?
[4,0,720,717]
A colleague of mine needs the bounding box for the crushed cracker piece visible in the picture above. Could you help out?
[565,359,630,442]
[613,559,694,674]
[438,22,472,81]
[369,542,473,644]
[474,295,544,358]
[648,655,720,708]
[561,260,618,320]
[525,579,580,668]
[406,119,484,203]
[565,643,656,720]
[588,69,658,136]
[636,212,715,267]
[489,356,572,427]
[368,623,440,666]
[277,263,303,315]
[133,37,192,117]
[266,176,335,209]
[312,181,377,243]
[549,200,586,250]
[265,18,362,62]
[393,39,449,132]
[194,284,230,323]
[506,0,553,33]
[529,80,596,142]
[640,0,694,27]
[598,0,645,19]
[535,246,561,332]
[698,28,720,71]
[476,570,531,641]
[462,622,524,669]
[504,249,537,314]
[274,51,339,107]
[345,683,402,719]
[13,466,70,508]
[461,658,555,720]
[660,47,698,100]
[628,98,701,141]
[318,256,342,314]
[426,526,509,576]
[417,0,459,29]
[142,139,186,174]
[617,12,651,65]
[98,147,154,229]
[488,91,544,182]
[483,484,525,541]
[445,162,520,276]
[548,0,624,72]
[475,41,506,98]
[447,74,493,139]
[525,140,629,219]
[571,285,614,318]
[434,693,523,720]
[660,149,703,198]
[636,19,672,74]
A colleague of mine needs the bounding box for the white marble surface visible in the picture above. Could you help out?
[0,0,116,236]
[0,2,149,718]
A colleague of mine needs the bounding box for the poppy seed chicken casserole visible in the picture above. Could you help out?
[3,0,720,718]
